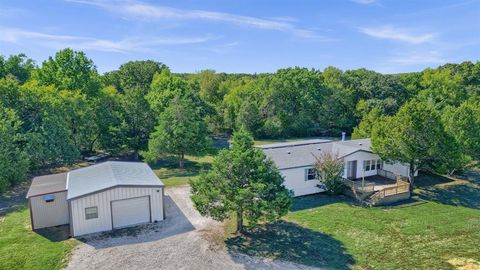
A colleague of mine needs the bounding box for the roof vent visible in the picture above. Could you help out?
[358,142,363,146]
[287,151,291,154]
[317,147,322,151]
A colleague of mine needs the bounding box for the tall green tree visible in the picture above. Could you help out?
[0,53,36,83]
[95,86,127,155]
[443,97,480,161]
[419,68,466,108]
[19,82,80,167]
[120,87,155,160]
[144,96,211,168]
[0,107,30,192]
[34,48,101,96]
[266,67,325,137]
[147,69,192,114]
[194,69,226,105]
[371,100,462,187]
[118,60,168,93]
[191,129,292,233]
[351,107,382,139]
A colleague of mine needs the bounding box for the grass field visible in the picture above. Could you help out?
[226,171,480,270]
[0,207,77,270]
[150,155,214,187]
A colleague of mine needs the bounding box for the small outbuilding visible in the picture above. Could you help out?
[26,161,165,237]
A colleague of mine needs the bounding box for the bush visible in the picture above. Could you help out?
[313,152,345,194]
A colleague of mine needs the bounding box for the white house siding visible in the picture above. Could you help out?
[383,162,416,178]
[70,186,164,237]
[342,151,380,179]
[280,167,325,197]
[29,191,69,230]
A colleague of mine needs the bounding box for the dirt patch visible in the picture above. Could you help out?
[448,258,480,270]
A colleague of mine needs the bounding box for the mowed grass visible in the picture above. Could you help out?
[226,172,480,270]
[150,155,214,187]
[0,207,78,270]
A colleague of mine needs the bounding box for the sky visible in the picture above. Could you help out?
[0,0,479,74]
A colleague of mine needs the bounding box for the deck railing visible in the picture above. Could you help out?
[369,179,410,203]
[377,168,396,180]
[378,168,409,182]
[342,178,375,193]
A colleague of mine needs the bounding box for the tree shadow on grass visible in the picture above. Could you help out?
[149,157,212,179]
[226,221,355,270]
[414,172,455,188]
[290,193,358,212]
[0,182,29,217]
[415,171,480,210]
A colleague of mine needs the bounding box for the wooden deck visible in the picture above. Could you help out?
[343,172,411,205]
[352,175,398,191]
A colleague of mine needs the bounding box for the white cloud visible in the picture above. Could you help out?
[351,0,377,5]
[358,25,436,44]
[67,0,327,39]
[390,51,447,65]
[0,27,213,53]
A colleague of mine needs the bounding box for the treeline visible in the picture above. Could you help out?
[1,48,479,191]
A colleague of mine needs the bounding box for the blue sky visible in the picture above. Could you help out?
[1,0,479,74]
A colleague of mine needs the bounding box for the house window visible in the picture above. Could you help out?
[371,160,376,170]
[377,160,383,170]
[85,207,98,220]
[306,168,317,180]
[42,194,55,203]
[364,160,371,171]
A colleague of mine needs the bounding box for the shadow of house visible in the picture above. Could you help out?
[289,193,358,212]
[35,225,71,242]
[76,195,195,249]
[226,221,355,270]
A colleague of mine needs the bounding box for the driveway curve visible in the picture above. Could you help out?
[66,186,317,270]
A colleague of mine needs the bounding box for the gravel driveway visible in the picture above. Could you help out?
[66,186,316,270]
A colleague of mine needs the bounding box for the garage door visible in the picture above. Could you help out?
[111,196,150,229]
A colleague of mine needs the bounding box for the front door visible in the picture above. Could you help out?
[347,161,357,180]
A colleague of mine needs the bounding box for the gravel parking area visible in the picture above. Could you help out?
[66,186,314,270]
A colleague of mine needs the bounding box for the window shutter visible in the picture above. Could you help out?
[304,168,309,181]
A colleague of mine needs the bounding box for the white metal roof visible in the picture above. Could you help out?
[66,161,163,200]
[260,138,373,169]
[256,139,332,149]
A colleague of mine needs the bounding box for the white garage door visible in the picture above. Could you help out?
[111,196,150,229]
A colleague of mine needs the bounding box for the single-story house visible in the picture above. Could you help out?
[26,161,165,237]
[258,138,415,197]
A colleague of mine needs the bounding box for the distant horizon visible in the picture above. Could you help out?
[1,0,479,74]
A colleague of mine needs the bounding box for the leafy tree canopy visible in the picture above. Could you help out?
[144,96,211,168]
[191,129,292,233]
[371,100,462,186]
[34,48,101,96]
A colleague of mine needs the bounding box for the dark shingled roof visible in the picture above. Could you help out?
[26,173,67,198]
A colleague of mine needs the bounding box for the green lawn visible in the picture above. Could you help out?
[150,155,214,187]
[0,207,77,270]
[226,172,480,270]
